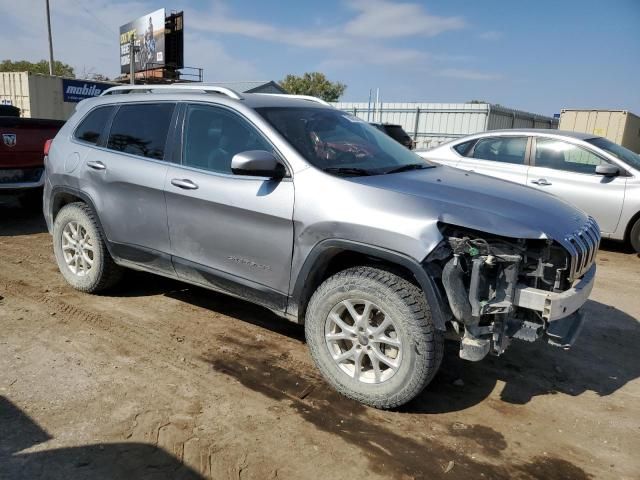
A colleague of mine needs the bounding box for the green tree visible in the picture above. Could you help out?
[0,59,75,77]
[279,72,346,102]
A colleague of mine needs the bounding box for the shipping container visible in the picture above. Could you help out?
[0,72,117,120]
[559,109,640,154]
[332,102,558,149]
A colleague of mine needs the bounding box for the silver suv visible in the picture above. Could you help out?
[44,85,600,408]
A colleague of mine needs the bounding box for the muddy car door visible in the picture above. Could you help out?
[164,103,294,311]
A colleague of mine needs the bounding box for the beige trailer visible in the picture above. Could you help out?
[0,72,117,120]
[559,109,640,154]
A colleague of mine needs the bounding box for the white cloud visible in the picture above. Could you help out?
[438,69,501,81]
[188,0,465,67]
[344,0,465,38]
[185,33,260,82]
[478,31,503,41]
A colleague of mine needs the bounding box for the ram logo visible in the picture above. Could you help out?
[2,133,16,148]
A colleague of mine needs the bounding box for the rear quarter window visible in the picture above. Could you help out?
[74,106,115,145]
[453,139,476,156]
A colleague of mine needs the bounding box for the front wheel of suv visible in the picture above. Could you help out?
[305,266,444,409]
[53,202,122,292]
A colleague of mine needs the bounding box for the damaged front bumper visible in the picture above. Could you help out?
[511,265,594,350]
[439,237,596,361]
[513,264,596,323]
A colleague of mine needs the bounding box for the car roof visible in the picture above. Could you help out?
[77,91,332,113]
[86,90,330,108]
[472,129,598,140]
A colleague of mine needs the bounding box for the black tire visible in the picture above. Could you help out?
[53,202,122,292]
[305,266,444,409]
[630,218,640,254]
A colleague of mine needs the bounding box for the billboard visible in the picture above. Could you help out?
[62,79,113,102]
[119,9,166,74]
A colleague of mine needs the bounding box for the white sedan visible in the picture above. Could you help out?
[417,129,640,252]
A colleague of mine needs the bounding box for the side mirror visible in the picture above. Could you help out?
[595,164,619,177]
[231,150,286,178]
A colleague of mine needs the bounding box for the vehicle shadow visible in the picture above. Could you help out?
[0,198,47,237]
[600,238,636,255]
[0,395,204,480]
[163,283,306,342]
[407,299,639,413]
[109,271,305,341]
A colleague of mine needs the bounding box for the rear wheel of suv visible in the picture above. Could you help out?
[305,266,444,409]
[53,202,122,292]
[630,217,640,254]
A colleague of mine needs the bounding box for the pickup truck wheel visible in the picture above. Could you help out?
[630,218,640,254]
[305,266,443,409]
[53,202,122,292]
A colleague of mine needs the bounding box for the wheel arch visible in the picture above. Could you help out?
[288,239,449,330]
[50,186,112,255]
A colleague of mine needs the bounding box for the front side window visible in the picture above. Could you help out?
[182,105,273,174]
[106,103,175,160]
[586,137,640,171]
[256,107,434,176]
[470,137,528,165]
[74,106,114,145]
[535,138,607,174]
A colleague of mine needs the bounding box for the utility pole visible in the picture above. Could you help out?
[45,0,55,75]
[129,34,136,85]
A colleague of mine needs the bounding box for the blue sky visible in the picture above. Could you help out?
[1,0,638,115]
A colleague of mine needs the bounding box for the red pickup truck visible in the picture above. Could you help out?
[0,107,64,207]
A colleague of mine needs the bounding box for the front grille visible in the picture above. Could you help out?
[564,217,600,281]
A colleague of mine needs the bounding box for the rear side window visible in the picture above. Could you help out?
[470,137,527,165]
[106,103,175,160]
[74,106,114,145]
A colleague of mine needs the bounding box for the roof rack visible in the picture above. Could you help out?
[100,84,243,100]
[254,93,332,107]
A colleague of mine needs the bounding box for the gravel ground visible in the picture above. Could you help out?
[1,200,638,480]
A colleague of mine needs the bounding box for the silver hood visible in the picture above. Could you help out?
[351,165,589,242]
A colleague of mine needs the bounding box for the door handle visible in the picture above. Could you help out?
[171,178,199,190]
[531,178,552,186]
[86,160,106,171]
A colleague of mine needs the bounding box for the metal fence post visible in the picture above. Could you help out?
[413,107,421,143]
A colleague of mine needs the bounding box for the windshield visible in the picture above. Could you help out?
[586,137,640,171]
[256,107,434,176]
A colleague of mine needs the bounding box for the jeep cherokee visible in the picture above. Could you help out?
[43,84,599,408]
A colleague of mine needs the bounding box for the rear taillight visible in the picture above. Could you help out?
[44,139,53,156]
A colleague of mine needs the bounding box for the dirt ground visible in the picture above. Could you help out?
[0,199,638,480]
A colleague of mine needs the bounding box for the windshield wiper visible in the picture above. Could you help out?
[323,167,374,176]
[384,163,433,174]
